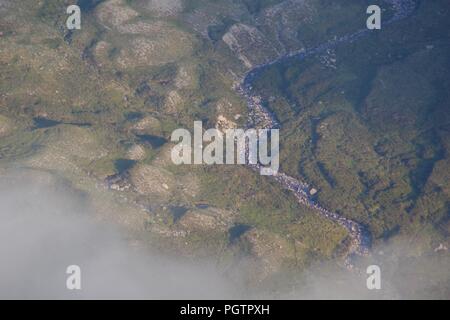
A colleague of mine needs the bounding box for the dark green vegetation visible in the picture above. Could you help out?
[253,0,450,247]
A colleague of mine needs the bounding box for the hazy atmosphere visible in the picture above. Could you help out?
[0,0,449,299]
[0,171,447,299]
[0,171,240,299]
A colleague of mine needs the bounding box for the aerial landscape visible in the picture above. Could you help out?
[0,0,449,299]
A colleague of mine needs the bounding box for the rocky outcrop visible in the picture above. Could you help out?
[129,164,175,200]
[116,21,170,35]
[130,116,162,135]
[96,1,193,68]
[0,0,11,13]
[175,65,196,89]
[177,207,235,232]
[164,90,183,114]
[144,0,184,17]
[222,23,280,69]
[96,0,139,29]
[216,115,237,132]
[240,228,296,280]
[127,144,146,161]
[255,0,312,52]
[117,35,193,68]
[0,115,12,137]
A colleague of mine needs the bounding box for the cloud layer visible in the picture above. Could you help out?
[0,170,448,299]
[0,171,239,299]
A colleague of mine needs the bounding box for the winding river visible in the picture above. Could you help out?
[237,0,416,268]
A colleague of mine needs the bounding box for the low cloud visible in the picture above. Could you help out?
[0,170,239,299]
